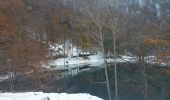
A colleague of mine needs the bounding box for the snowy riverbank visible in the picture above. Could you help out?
[44,54,140,69]
[45,43,170,69]
[0,92,103,100]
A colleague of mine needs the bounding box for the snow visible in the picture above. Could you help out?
[44,54,137,70]
[0,92,103,100]
[120,55,138,62]
[0,72,13,82]
[46,43,170,70]
[138,0,145,7]
[49,42,80,58]
[52,54,103,66]
[47,43,127,68]
[155,3,161,17]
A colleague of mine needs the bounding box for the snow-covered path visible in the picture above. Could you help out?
[0,92,103,100]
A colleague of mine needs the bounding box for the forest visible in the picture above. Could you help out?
[0,0,170,100]
[1,0,170,72]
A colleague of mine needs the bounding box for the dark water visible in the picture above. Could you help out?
[0,63,170,100]
[63,63,170,100]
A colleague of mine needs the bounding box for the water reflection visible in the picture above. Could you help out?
[59,63,170,100]
[57,63,105,77]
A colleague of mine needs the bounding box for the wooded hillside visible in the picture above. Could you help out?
[0,0,170,73]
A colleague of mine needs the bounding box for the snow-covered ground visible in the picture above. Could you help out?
[47,54,102,67]
[44,51,142,68]
[47,43,141,66]
[0,92,103,100]
[46,43,170,69]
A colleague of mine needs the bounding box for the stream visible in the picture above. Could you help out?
[0,62,170,100]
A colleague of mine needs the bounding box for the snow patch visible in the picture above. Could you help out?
[0,72,13,82]
[0,92,103,100]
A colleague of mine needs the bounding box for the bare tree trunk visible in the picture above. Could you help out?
[100,25,111,100]
[76,42,78,57]
[98,1,111,100]
[143,64,148,100]
[113,30,118,100]
[139,47,148,100]
[161,84,165,100]
[71,38,73,56]
[64,35,66,68]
